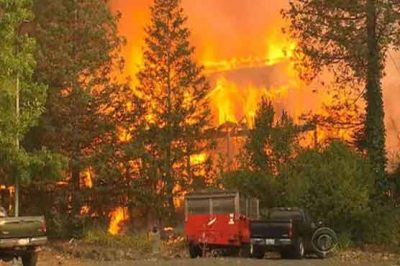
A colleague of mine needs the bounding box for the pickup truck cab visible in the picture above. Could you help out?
[0,209,47,266]
[250,207,336,259]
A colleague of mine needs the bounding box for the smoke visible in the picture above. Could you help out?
[383,51,400,157]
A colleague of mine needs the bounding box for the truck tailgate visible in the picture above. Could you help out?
[0,216,45,239]
[250,220,292,239]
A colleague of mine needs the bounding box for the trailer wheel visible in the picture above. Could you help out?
[189,244,201,258]
[21,250,38,266]
[239,245,251,258]
[251,245,265,259]
[292,237,305,259]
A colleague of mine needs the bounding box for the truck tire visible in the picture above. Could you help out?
[292,237,305,259]
[189,244,201,258]
[21,251,38,266]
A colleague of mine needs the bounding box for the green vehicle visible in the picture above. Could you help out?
[0,208,47,266]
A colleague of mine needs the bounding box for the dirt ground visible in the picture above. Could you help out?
[2,248,400,266]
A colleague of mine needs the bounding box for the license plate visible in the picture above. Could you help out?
[265,239,275,245]
[17,238,29,245]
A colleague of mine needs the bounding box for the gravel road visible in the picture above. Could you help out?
[1,250,399,266]
[32,257,398,266]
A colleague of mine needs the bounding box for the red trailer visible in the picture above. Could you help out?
[184,191,259,257]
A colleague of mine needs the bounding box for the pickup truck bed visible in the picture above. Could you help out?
[250,219,294,246]
[0,216,47,266]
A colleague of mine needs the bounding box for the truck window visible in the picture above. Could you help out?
[187,198,209,214]
[270,210,302,221]
[212,197,235,214]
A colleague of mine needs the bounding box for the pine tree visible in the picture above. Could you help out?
[283,0,400,188]
[245,98,298,174]
[245,99,275,172]
[26,0,125,215]
[136,0,212,221]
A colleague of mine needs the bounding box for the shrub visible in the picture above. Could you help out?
[83,227,151,253]
[283,141,375,236]
[221,170,280,212]
[360,204,400,246]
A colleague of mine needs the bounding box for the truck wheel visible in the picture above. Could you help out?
[22,251,38,266]
[189,244,201,258]
[293,237,305,259]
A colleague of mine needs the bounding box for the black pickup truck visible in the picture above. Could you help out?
[250,207,337,259]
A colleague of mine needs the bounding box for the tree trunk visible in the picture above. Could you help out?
[365,0,387,190]
[71,155,81,216]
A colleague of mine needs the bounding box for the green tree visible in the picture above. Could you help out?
[221,170,279,212]
[0,0,65,216]
[224,99,298,212]
[26,0,125,216]
[136,0,212,221]
[245,98,298,174]
[283,0,400,188]
[284,141,374,235]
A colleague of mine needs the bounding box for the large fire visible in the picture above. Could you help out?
[110,0,400,151]
[110,0,313,130]
[106,0,400,233]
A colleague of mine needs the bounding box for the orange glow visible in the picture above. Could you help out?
[190,153,207,165]
[80,168,93,188]
[117,126,132,142]
[108,207,129,235]
[80,205,90,215]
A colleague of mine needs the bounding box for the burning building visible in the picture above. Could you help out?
[104,0,400,234]
[110,0,400,153]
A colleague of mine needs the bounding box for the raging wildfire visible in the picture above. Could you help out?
[1,0,400,263]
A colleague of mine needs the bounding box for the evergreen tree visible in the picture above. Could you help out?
[283,0,400,188]
[26,0,125,215]
[245,98,298,174]
[136,0,212,221]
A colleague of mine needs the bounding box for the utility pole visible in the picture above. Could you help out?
[15,72,20,217]
[14,21,28,217]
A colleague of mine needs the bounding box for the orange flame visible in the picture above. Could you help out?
[108,207,129,235]
[80,168,93,188]
[190,153,207,165]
